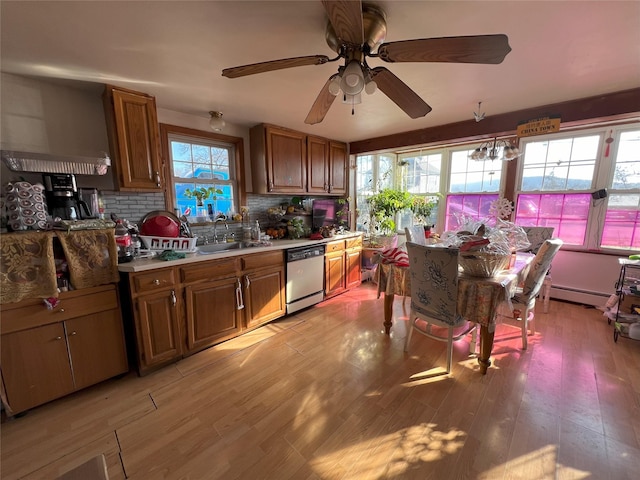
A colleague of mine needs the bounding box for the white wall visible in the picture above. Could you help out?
[549,250,621,306]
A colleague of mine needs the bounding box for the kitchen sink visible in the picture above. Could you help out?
[197,241,253,254]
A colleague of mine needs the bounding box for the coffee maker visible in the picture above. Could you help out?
[43,174,92,220]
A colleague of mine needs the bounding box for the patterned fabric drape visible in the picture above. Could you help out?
[0,231,57,303]
[56,229,119,289]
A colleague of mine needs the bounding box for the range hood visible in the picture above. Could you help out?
[1,150,111,175]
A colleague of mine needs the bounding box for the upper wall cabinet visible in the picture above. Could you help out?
[103,85,163,191]
[250,124,347,196]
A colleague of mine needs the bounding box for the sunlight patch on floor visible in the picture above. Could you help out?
[310,422,467,478]
[482,444,591,479]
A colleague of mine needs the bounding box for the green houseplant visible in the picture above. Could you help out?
[184,186,223,221]
[411,194,440,226]
[365,188,413,246]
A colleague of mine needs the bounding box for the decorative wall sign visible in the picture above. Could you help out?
[516,115,561,137]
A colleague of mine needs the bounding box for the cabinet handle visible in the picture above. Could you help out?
[153,279,161,286]
[268,181,274,192]
[55,336,63,341]
[236,278,245,310]
[244,275,250,289]
[154,171,161,187]
[58,308,65,313]
[329,183,333,192]
[170,290,177,306]
[69,331,77,336]
[324,183,328,191]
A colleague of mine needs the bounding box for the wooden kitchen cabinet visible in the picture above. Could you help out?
[251,124,348,195]
[324,236,362,299]
[0,285,128,415]
[181,258,242,354]
[127,268,183,373]
[325,240,347,299]
[307,135,329,194]
[345,236,363,290]
[251,124,307,194]
[103,84,163,191]
[328,140,348,195]
[241,251,286,330]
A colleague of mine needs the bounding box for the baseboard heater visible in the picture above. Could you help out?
[550,285,610,307]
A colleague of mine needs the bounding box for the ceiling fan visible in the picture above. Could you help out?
[222,0,511,125]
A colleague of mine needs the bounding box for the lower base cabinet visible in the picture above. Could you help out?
[325,236,363,299]
[0,285,128,415]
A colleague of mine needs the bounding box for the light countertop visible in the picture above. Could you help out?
[118,232,364,273]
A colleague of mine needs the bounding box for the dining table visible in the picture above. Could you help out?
[375,251,534,374]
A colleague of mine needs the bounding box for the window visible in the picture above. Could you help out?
[355,153,396,232]
[355,122,639,252]
[445,147,501,230]
[160,124,244,223]
[515,125,640,250]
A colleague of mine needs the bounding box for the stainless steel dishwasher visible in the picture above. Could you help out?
[286,244,325,314]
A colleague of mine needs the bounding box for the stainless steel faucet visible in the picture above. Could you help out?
[213,214,228,243]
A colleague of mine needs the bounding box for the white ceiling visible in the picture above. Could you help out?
[1,1,639,144]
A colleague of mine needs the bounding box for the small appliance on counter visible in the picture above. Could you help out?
[43,173,92,220]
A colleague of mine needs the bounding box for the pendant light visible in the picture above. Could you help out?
[209,111,226,132]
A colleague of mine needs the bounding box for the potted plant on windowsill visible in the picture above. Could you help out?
[184,187,223,222]
[364,188,413,248]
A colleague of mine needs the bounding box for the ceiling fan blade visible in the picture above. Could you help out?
[322,0,364,46]
[370,67,432,119]
[222,55,330,78]
[378,34,512,64]
[305,78,338,125]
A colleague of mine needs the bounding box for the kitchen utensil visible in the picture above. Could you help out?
[140,210,181,237]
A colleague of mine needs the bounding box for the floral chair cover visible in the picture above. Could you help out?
[522,227,554,254]
[405,242,477,373]
[406,242,460,327]
[510,238,563,349]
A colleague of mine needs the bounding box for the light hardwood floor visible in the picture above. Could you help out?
[2,282,640,479]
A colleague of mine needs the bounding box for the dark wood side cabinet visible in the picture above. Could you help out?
[0,285,128,415]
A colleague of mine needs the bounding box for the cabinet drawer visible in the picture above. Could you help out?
[1,286,119,334]
[325,240,345,253]
[132,268,177,293]
[181,257,239,283]
[346,237,363,249]
[242,250,283,271]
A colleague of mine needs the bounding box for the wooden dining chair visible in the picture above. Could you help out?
[404,226,427,245]
[404,242,477,374]
[511,238,563,349]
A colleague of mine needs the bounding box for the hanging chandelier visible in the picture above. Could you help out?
[469,137,522,161]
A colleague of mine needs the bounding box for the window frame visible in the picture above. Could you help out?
[159,123,245,224]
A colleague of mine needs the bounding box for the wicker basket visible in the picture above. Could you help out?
[458,251,510,278]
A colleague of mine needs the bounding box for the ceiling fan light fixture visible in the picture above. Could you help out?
[340,60,365,95]
[364,78,377,95]
[328,75,342,96]
[469,138,522,161]
[342,92,362,105]
[209,111,225,131]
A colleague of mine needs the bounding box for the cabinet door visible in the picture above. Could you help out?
[184,277,242,352]
[325,251,346,298]
[135,290,182,370]
[345,248,362,290]
[244,266,286,330]
[328,141,347,195]
[66,310,128,390]
[265,126,307,193]
[1,324,74,414]
[307,135,329,193]
[105,86,163,191]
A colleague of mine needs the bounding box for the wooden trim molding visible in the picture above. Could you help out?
[349,88,640,154]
